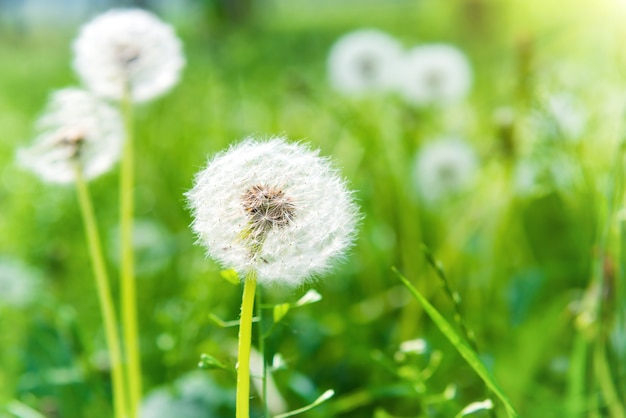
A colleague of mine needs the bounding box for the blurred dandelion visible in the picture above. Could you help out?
[17,88,124,183]
[327,29,403,95]
[18,88,128,416]
[73,10,185,411]
[413,138,478,203]
[18,88,124,183]
[186,136,360,287]
[72,8,185,103]
[0,258,42,309]
[398,44,472,106]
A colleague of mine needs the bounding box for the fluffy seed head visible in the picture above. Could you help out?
[413,137,478,203]
[186,137,360,287]
[72,8,185,102]
[398,44,472,106]
[18,88,124,184]
[327,29,403,95]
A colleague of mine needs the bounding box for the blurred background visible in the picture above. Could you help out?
[2,0,626,417]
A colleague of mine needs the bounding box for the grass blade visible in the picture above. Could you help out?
[393,267,520,418]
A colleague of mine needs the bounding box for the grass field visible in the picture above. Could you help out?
[1,1,626,417]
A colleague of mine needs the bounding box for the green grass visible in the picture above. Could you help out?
[1,0,626,417]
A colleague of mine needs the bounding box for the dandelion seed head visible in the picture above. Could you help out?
[413,138,478,203]
[18,88,124,184]
[399,44,472,106]
[327,29,403,95]
[186,137,360,287]
[73,8,185,102]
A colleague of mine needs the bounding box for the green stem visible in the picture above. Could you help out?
[256,288,269,418]
[120,88,142,417]
[74,165,129,418]
[237,272,257,418]
[594,339,626,418]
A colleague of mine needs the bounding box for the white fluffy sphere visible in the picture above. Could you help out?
[186,137,360,287]
[72,8,185,103]
[18,88,124,184]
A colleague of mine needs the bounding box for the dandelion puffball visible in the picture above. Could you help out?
[186,137,360,287]
[327,29,403,95]
[398,44,472,106]
[72,8,185,103]
[18,88,124,184]
[413,138,478,203]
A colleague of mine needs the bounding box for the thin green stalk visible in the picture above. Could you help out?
[393,267,519,418]
[567,333,588,417]
[120,88,142,417]
[256,288,269,418]
[421,245,478,352]
[237,272,257,418]
[594,339,626,418]
[74,165,129,418]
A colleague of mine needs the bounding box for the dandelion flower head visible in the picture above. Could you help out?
[413,137,478,203]
[186,137,360,287]
[18,88,124,184]
[72,8,185,103]
[327,29,403,95]
[398,44,472,106]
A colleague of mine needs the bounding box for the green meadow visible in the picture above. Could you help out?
[1,1,626,417]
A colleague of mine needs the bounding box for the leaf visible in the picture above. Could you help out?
[295,289,322,307]
[273,303,291,324]
[455,399,494,417]
[274,389,335,418]
[393,267,520,418]
[198,353,232,371]
[220,269,240,285]
[209,313,259,328]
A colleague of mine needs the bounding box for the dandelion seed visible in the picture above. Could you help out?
[327,29,403,95]
[18,88,124,184]
[413,138,478,203]
[398,44,472,106]
[72,8,185,102]
[0,258,42,309]
[186,137,360,287]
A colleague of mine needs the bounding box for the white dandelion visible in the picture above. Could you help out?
[327,29,404,95]
[398,44,472,106]
[413,138,478,203]
[72,8,185,103]
[0,258,42,309]
[186,137,360,287]
[18,88,124,184]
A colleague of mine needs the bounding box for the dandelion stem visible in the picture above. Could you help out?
[236,272,257,418]
[120,87,142,417]
[74,165,128,418]
[256,288,269,418]
[594,338,626,418]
